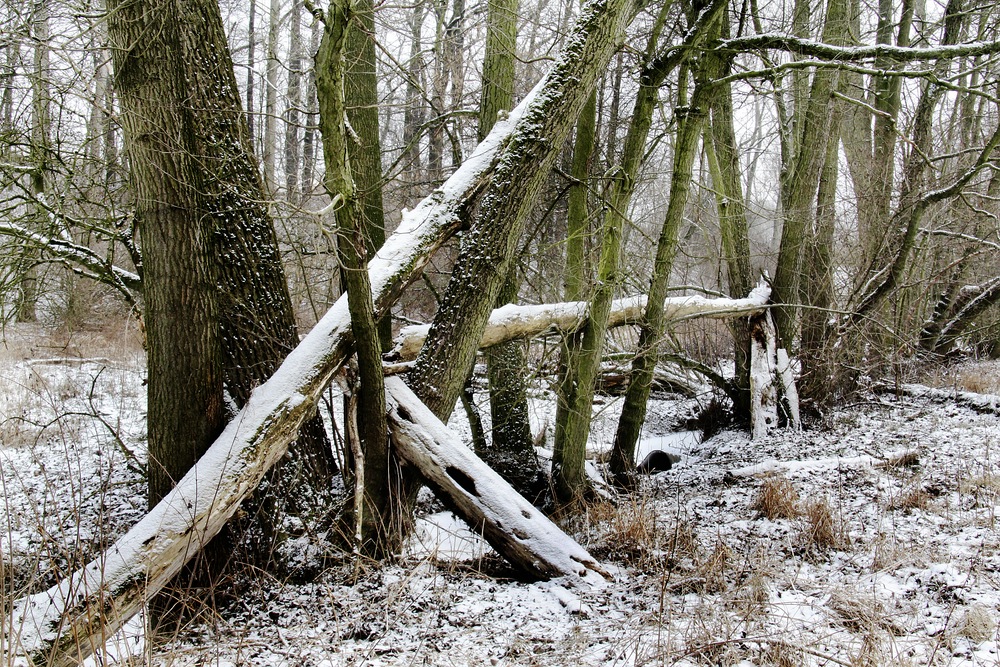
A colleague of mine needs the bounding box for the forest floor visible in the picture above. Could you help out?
[2,322,999,666]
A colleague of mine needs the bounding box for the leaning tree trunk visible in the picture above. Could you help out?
[560,0,724,495]
[407,0,641,429]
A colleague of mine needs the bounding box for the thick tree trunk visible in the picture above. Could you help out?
[109,0,336,580]
[345,0,389,340]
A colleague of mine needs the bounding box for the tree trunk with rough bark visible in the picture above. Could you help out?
[477,0,542,499]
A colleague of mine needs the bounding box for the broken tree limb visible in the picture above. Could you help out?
[386,377,607,582]
[5,85,539,667]
[390,283,772,362]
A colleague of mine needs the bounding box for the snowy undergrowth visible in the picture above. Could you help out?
[2,324,999,666]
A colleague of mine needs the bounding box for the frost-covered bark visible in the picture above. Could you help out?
[6,89,538,667]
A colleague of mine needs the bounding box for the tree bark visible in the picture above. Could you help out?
[108,0,336,580]
[771,0,849,349]
[284,0,303,201]
[477,0,541,499]
[263,0,281,192]
[703,9,755,419]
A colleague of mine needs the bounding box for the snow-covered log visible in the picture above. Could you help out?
[879,383,1000,414]
[727,449,920,477]
[386,378,606,582]
[391,283,772,361]
[5,86,538,667]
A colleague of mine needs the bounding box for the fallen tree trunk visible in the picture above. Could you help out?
[390,283,772,362]
[386,377,606,581]
[878,382,1000,414]
[6,86,538,667]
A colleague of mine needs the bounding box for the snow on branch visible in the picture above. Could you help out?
[0,221,140,294]
[390,283,772,361]
[718,33,1000,63]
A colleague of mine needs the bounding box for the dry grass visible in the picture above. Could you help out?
[921,360,1000,395]
[887,476,932,512]
[752,476,800,520]
[827,587,903,636]
[697,538,732,593]
[955,604,996,643]
[799,496,843,554]
[587,499,700,572]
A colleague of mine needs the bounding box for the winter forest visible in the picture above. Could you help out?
[2,0,1000,661]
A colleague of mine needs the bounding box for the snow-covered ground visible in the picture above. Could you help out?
[2,324,998,666]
